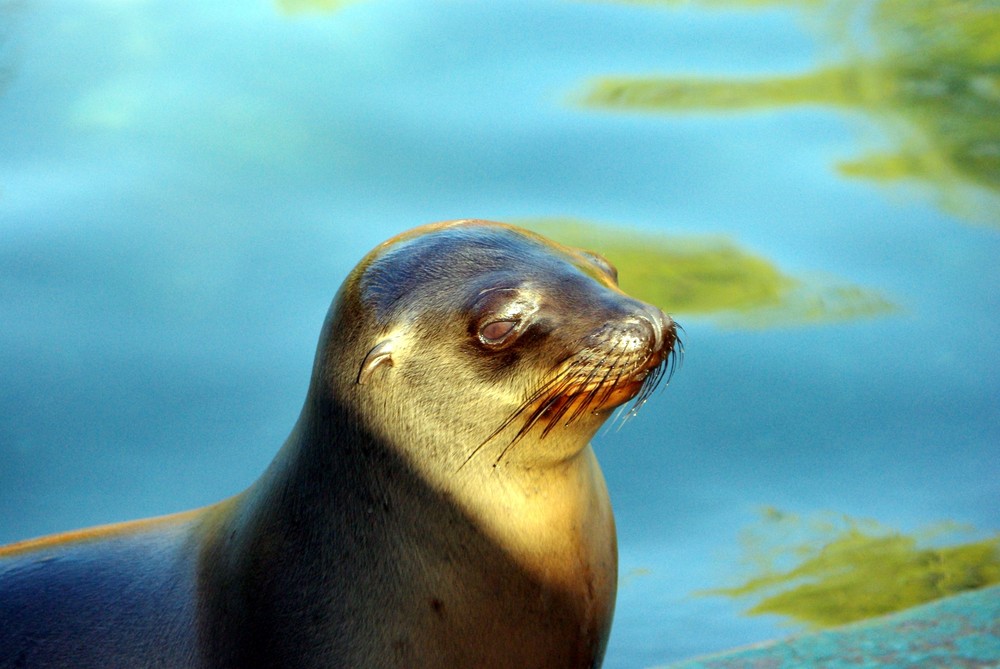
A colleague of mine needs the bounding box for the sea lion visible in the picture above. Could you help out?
[0,219,678,669]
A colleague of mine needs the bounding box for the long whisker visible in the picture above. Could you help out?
[457,365,570,471]
[616,363,663,430]
[511,354,597,442]
[497,369,581,463]
[621,328,682,427]
[566,342,629,425]
[513,375,575,443]
[629,360,664,415]
[460,351,596,471]
[558,347,619,428]
[540,395,577,438]
[566,340,630,428]
[596,344,632,408]
[667,328,684,381]
[603,404,629,437]
[461,319,681,470]
[546,348,621,436]
[498,349,608,461]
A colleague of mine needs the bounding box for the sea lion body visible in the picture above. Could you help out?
[0,220,677,668]
[0,514,203,667]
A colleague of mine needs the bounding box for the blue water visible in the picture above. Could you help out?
[1,2,998,667]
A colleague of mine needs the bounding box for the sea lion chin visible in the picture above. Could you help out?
[0,219,678,669]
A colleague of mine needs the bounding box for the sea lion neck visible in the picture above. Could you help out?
[200,396,616,669]
[246,391,397,520]
[200,219,673,667]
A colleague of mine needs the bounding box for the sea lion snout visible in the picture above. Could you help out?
[610,305,675,360]
[641,304,675,354]
[588,301,677,375]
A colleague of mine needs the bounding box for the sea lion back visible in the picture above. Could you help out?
[0,520,202,669]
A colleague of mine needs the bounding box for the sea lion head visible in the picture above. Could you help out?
[311,219,678,474]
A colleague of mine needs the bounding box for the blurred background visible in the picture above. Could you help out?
[1,1,997,666]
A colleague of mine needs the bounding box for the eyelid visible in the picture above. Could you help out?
[472,287,539,347]
[481,319,518,343]
[477,286,518,297]
[499,297,538,322]
[473,287,538,319]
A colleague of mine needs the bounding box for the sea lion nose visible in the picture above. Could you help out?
[610,304,675,360]
[635,304,675,354]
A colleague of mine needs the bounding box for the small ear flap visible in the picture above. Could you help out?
[357,339,395,385]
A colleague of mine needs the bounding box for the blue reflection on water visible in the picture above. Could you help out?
[1,1,998,666]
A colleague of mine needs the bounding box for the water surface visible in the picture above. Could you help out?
[1,1,998,667]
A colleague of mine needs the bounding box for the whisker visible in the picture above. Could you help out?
[540,397,577,438]
[617,332,677,428]
[618,372,659,429]
[630,361,664,413]
[498,372,579,461]
[461,319,682,470]
[667,329,684,382]
[457,364,573,470]
[595,344,630,408]
[564,346,621,425]
[499,350,604,459]
[469,349,600,469]
[514,377,573,442]
[518,358,595,438]
[605,404,630,435]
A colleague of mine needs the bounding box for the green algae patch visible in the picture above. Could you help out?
[519,218,895,327]
[583,68,852,113]
[703,508,1000,629]
[576,0,1000,227]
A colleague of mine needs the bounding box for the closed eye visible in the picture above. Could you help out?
[480,319,519,344]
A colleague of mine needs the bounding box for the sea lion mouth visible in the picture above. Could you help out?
[463,312,681,468]
[531,333,675,436]
[552,355,664,417]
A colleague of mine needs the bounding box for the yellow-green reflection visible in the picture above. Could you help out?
[703,508,1000,628]
[276,0,362,13]
[580,0,1000,227]
[520,218,895,327]
[621,566,654,587]
[598,0,823,6]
